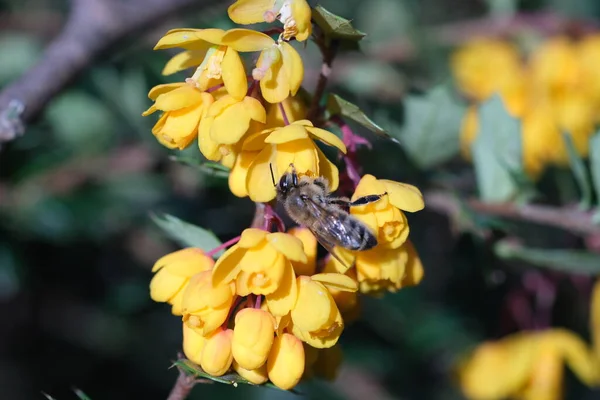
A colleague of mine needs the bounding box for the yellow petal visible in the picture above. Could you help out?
[316,145,339,192]
[232,308,275,370]
[267,333,305,390]
[222,29,275,52]
[305,126,347,153]
[222,47,248,101]
[242,128,272,151]
[154,28,224,50]
[183,322,207,365]
[148,82,186,100]
[162,50,208,76]
[210,101,252,145]
[240,241,279,273]
[266,262,298,316]
[201,328,234,376]
[228,0,274,24]
[149,268,186,303]
[233,360,269,384]
[291,277,334,332]
[592,280,600,362]
[312,273,358,292]
[238,228,268,248]
[288,227,317,276]
[274,139,319,180]
[207,95,239,118]
[260,53,290,104]
[291,0,312,42]
[547,329,599,386]
[380,179,425,212]
[400,241,424,287]
[265,124,309,144]
[280,42,304,95]
[212,245,245,286]
[159,106,203,144]
[266,232,307,263]
[229,151,256,198]
[155,85,204,111]
[351,174,389,211]
[198,116,220,160]
[141,105,157,116]
[246,144,278,202]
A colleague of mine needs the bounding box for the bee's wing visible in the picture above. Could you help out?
[303,199,354,272]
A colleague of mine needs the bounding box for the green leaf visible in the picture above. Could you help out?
[73,388,92,400]
[326,94,395,143]
[471,95,523,202]
[495,240,600,275]
[312,5,366,42]
[173,359,301,394]
[562,132,593,209]
[399,85,466,168]
[590,131,600,206]
[41,393,57,400]
[169,155,230,178]
[151,213,223,257]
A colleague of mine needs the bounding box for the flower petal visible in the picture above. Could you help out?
[207,95,240,118]
[238,228,268,248]
[351,174,389,211]
[280,42,304,95]
[222,29,275,52]
[265,124,309,144]
[246,144,278,202]
[260,54,290,104]
[380,179,425,212]
[229,151,256,198]
[266,262,298,316]
[150,268,186,303]
[212,245,245,286]
[291,277,333,332]
[288,227,317,276]
[148,83,186,100]
[312,273,358,292]
[242,128,272,151]
[154,28,224,50]
[274,139,319,180]
[210,101,252,145]
[222,48,248,101]
[228,0,274,24]
[305,127,347,153]
[162,50,209,76]
[155,85,204,111]
[316,145,340,192]
[266,232,307,263]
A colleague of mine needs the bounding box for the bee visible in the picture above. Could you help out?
[271,163,386,265]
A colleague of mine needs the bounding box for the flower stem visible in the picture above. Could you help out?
[166,370,196,400]
[263,203,286,232]
[255,295,262,309]
[307,31,338,122]
[278,102,290,125]
[205,236,241,258]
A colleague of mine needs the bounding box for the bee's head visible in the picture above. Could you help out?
[271,163,298,195]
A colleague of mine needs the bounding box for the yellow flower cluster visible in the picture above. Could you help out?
[142,0,335,203]
[458,281,600,400]
[452,35,600,178]
[146,0,426,391]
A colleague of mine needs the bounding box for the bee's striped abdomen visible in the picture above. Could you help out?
[337,214,378,251]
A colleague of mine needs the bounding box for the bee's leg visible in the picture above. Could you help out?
[328,197,351,206]
[346,193,387,207]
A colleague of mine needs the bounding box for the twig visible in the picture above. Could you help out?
[166,369,197,400]
[307,32,337,122]
[425,190,600,236]
[0,0,223,145]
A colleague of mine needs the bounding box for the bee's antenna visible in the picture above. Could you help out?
[269,163,276,187]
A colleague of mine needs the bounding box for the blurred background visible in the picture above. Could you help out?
[2,0,600,399]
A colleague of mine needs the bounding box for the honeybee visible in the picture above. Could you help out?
[272,164,386,265]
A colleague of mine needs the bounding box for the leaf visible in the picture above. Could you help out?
[399,85,466,168]
[563,132,593,209]
[326,94,395,142]
[41,393,57,400]
[471,95,523,202]
[169,155,230,178]
[173,359,302,394]
[590,132,600,206]
[151,213,223,257]
[312,5,366,42]
[495,240,600,275]
[73,388,92,400]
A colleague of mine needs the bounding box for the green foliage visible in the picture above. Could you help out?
[0,33,41,85]
[471,95,524,202]
[151,213,223,256]
[563,132,593,209]
[590,131,600,207]
[398,85,465,168]
[170,155,230,178]
[312,5,366,48]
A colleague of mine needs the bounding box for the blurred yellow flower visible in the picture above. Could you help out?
[228,120,347,202]
[142,83,214,150]
[451,38,524,102]
[149,248,214,315]
[460,105,479,160]
[232,308,275,370]
[577,34,600,111]
[228,0,312,42]
[350,174,425,250]
[222,29,304,103]
[200,327,234,376]
[154,28,248,100]
[267,333,306,390]
[181,270,236,336]
[212,229,305,316]
[459,329,599,400]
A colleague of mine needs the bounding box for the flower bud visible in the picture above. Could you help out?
[200,327,233,377]
[232,308,275,370]
[267,333,305,390]
[182,322,207,366]
[233,360,268,384]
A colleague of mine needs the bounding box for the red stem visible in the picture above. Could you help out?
[205,235,241,258]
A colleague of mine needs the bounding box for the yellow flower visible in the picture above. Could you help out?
[451,38,524,101]
[142,83,214,150]
[228,0,312,42]
[287,227,317,276]
[551,91,596,160]
[460,105,479,160]
[577,34,600,111]
[200,327,234,376]
[290,274,357,348]
[212,228,305,316]
[154,28,248,100]
[350,174,425,250]
[592,279,600,362]
[149,248,214,315]
[182,322,207,366]
[233,360,269,384]
[232,308,275,370]
[267,333,306,390]
[266,95,307,127]
[521,103,560,179]
[198,94,266,167]
[181,270,236,336]
[228,120,347,202]
[458,329,599,400]
[222,29,304,103]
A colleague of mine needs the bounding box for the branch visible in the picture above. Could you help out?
[425,190,600,236]
[0,0,224,144]
[167,370,197,400]
[307,32,337,122]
